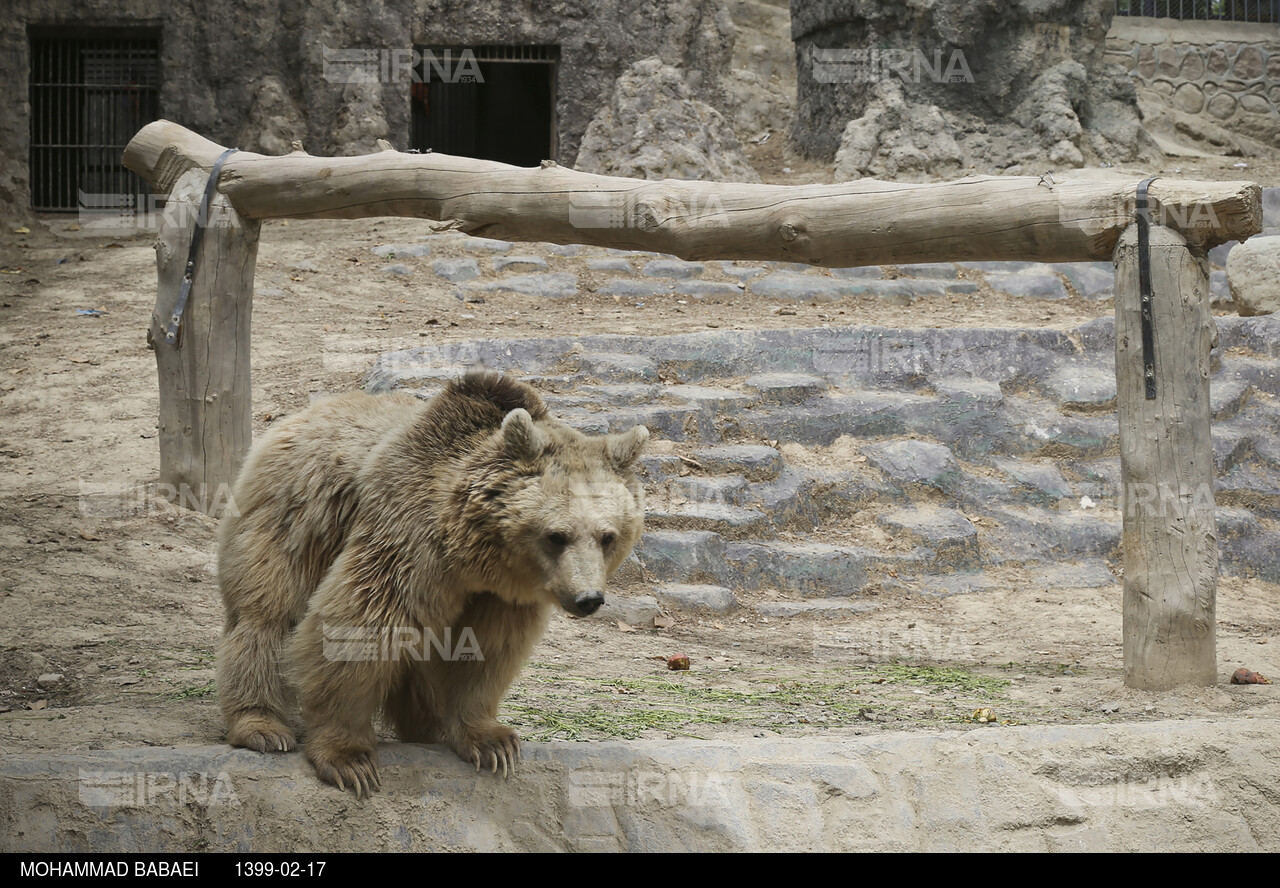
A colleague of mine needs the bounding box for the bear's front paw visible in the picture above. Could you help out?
[226,715,297,753]
[307,747,382,799]
[453,724,521,778]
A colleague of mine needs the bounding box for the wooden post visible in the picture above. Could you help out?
[149,168,260,515]
[1114,223,1217,688]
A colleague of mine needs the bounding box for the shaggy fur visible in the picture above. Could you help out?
[216,371,648,796]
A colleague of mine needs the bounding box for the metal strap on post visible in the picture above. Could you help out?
[1135,176,1160,401]
[165,148,238,346]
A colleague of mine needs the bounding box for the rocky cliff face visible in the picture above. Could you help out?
[792,0,1159,178]
[0,0,743,218]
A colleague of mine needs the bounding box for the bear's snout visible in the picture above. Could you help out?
[572,591,605,616]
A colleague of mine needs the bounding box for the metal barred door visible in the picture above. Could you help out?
[29,29,160,212]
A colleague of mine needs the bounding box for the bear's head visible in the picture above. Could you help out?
[475,408,648,617]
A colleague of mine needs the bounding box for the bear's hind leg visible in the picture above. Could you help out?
[385,662,442,743]
[218,618,297,753]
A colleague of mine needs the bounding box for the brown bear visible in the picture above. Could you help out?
[216,371,648,796]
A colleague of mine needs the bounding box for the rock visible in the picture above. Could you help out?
[744,373,826,405]
[718,262,766,280]
[1044,365,1117,408]
[36,673,64,688]
[755,599,880,617]
[576,59,759,183]
[984,270,1069,301]
[863,440,960,491]
[932,376,1003,404]
[634,530,728,584]
[642,260,704,279]
[598,595,663,628]
[586,258,632,273]
[1227,236,1280,316]
[895,263,959,280]
[833,81,964,182]
[677,281,742,299]
[750,273,851,302]
[1033,559,1116,589]
[579,353,657,382]
[878,507,980,569]
[798,1,1157,173]
[544,244,582,257]
[725,541,872,597]
[371,243,429,259]
[655,584,737,612]
[1059,263,1114,300]
[691,445,784,482]
[380,264,412,276]
[599,278,671,299]
[237,75,306,156]
[493,255,548,273]
[471,273,578,299]
[1264,187,1280,229]
[1210,270,1232,308]
[992,457,1072,504]
[326,80,389,155]
[462,239,513,253]
[432,258,480,282]
[830,266,882,280]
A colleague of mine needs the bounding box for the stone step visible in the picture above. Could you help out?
[363,319,1280,592]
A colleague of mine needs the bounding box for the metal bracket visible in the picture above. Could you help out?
[1135,176,1160,400]
[165,147,238,346]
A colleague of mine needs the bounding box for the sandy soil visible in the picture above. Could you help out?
[1,153,1277,761]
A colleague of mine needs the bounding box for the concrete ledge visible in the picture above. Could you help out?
[3,718,1277,852]
[1109,16,1280,45]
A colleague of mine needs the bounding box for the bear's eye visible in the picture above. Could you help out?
[546,531,570,549]
[600,532,616,548]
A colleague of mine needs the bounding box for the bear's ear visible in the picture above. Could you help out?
[502,408,545,461]
[607,424,649,470]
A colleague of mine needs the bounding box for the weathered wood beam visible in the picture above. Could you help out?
[124,120,1262,266]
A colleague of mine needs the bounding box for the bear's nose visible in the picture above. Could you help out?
[574,591,604,616]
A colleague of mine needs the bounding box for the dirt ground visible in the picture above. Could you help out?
[1,152,1277,761]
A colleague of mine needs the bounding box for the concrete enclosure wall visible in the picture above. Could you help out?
[1106,16,1280,151]
[0,0,735,218]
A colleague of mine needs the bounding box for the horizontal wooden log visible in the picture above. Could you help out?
[124,119,1262,267]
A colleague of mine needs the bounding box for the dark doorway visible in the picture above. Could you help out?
[411,45,558,167]
[28,27,160,212]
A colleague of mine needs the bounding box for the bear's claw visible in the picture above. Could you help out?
[465,733,520,778]
[311,749,381,799]
[227,719,297,755]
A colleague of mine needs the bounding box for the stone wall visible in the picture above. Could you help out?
[0,0,738,219]
[1105,16,1280,156]
[790,0,1157,178]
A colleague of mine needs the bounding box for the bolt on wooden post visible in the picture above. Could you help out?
[150,168,260,516]
[1113,222,1217,689]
